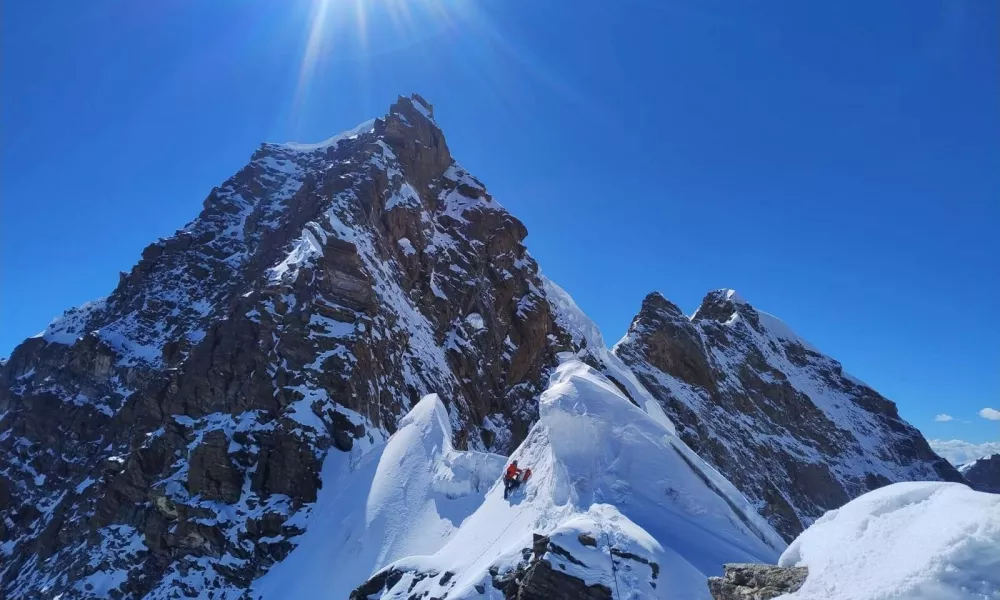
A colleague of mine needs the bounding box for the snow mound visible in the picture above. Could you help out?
[778,482,1000,600]
[754,309,820,354]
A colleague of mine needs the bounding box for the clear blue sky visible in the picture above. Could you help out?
[2,0,997,444]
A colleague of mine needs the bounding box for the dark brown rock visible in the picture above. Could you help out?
[187,430,242,503]
[515,559,613,600]
[707,563,808,600]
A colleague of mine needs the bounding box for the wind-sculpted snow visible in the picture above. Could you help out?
[338,360,783,599]
[778,482,1000,600]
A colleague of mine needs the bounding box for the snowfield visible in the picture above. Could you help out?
[778,482,1000,600]
[252,359,784,599]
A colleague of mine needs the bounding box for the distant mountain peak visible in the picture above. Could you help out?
[616,287,962,541]
[638,290,685,318]
[692,288,751,323]
[959,453,1000,494]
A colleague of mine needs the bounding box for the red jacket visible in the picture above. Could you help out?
[505,464,519,480]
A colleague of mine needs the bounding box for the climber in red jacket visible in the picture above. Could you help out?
[503,460,527,499]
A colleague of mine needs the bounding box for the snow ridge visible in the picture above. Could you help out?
[255,361,783,600]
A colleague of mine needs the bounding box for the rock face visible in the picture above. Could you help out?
[707,563,807,600]
[352,533,618,600]
[960,454,1000,494]
[613,289,963,541]
[0,95,585,598]
[493,534,615,600]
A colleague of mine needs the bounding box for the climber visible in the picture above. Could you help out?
[503,460,521,498]
[503,460,531,499]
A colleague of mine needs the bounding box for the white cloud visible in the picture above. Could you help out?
[929,439,1000,466]
[979,408,1000,421]
[934,414,955,422]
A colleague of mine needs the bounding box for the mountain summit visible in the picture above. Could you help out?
[0,94,600,597]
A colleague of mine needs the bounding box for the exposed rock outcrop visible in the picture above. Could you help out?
[707,563,808,600]
[614,289,963,541]
[351,533,618,600]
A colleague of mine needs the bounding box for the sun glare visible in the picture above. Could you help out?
[293,0,459,113]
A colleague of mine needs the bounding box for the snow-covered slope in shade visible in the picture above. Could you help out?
[777,482,1000,600]
[613,289,962,541]
[321,359,783,599]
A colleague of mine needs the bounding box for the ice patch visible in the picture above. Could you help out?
[397,237,416,256]
[385,182,421,211]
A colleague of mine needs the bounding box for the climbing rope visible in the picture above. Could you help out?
[604,530,623,600]
[465,480,532,569]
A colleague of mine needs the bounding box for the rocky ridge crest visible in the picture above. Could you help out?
[613,289,962,540]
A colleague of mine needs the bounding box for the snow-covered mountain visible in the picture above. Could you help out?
[0,94,970,599]
[959,454,1000,494]
[613,290,963,541]
[0,95,784,599]
[0,95,596,598]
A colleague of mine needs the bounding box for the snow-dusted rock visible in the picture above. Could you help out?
[613,290,963,541]
[707,563,807,600]
[0,95,585,598]
[960,454,1000,494]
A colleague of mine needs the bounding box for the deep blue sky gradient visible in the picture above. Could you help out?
[2,0,998,443]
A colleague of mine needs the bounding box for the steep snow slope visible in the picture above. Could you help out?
[338,360,783,599]
[778,482,1000,600]
[250,395,504,599]
[614,290,962,541]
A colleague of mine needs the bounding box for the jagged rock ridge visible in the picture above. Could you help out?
[613,289,963,541]
[0,94,585,598]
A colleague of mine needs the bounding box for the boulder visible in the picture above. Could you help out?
[707,563,808,600]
